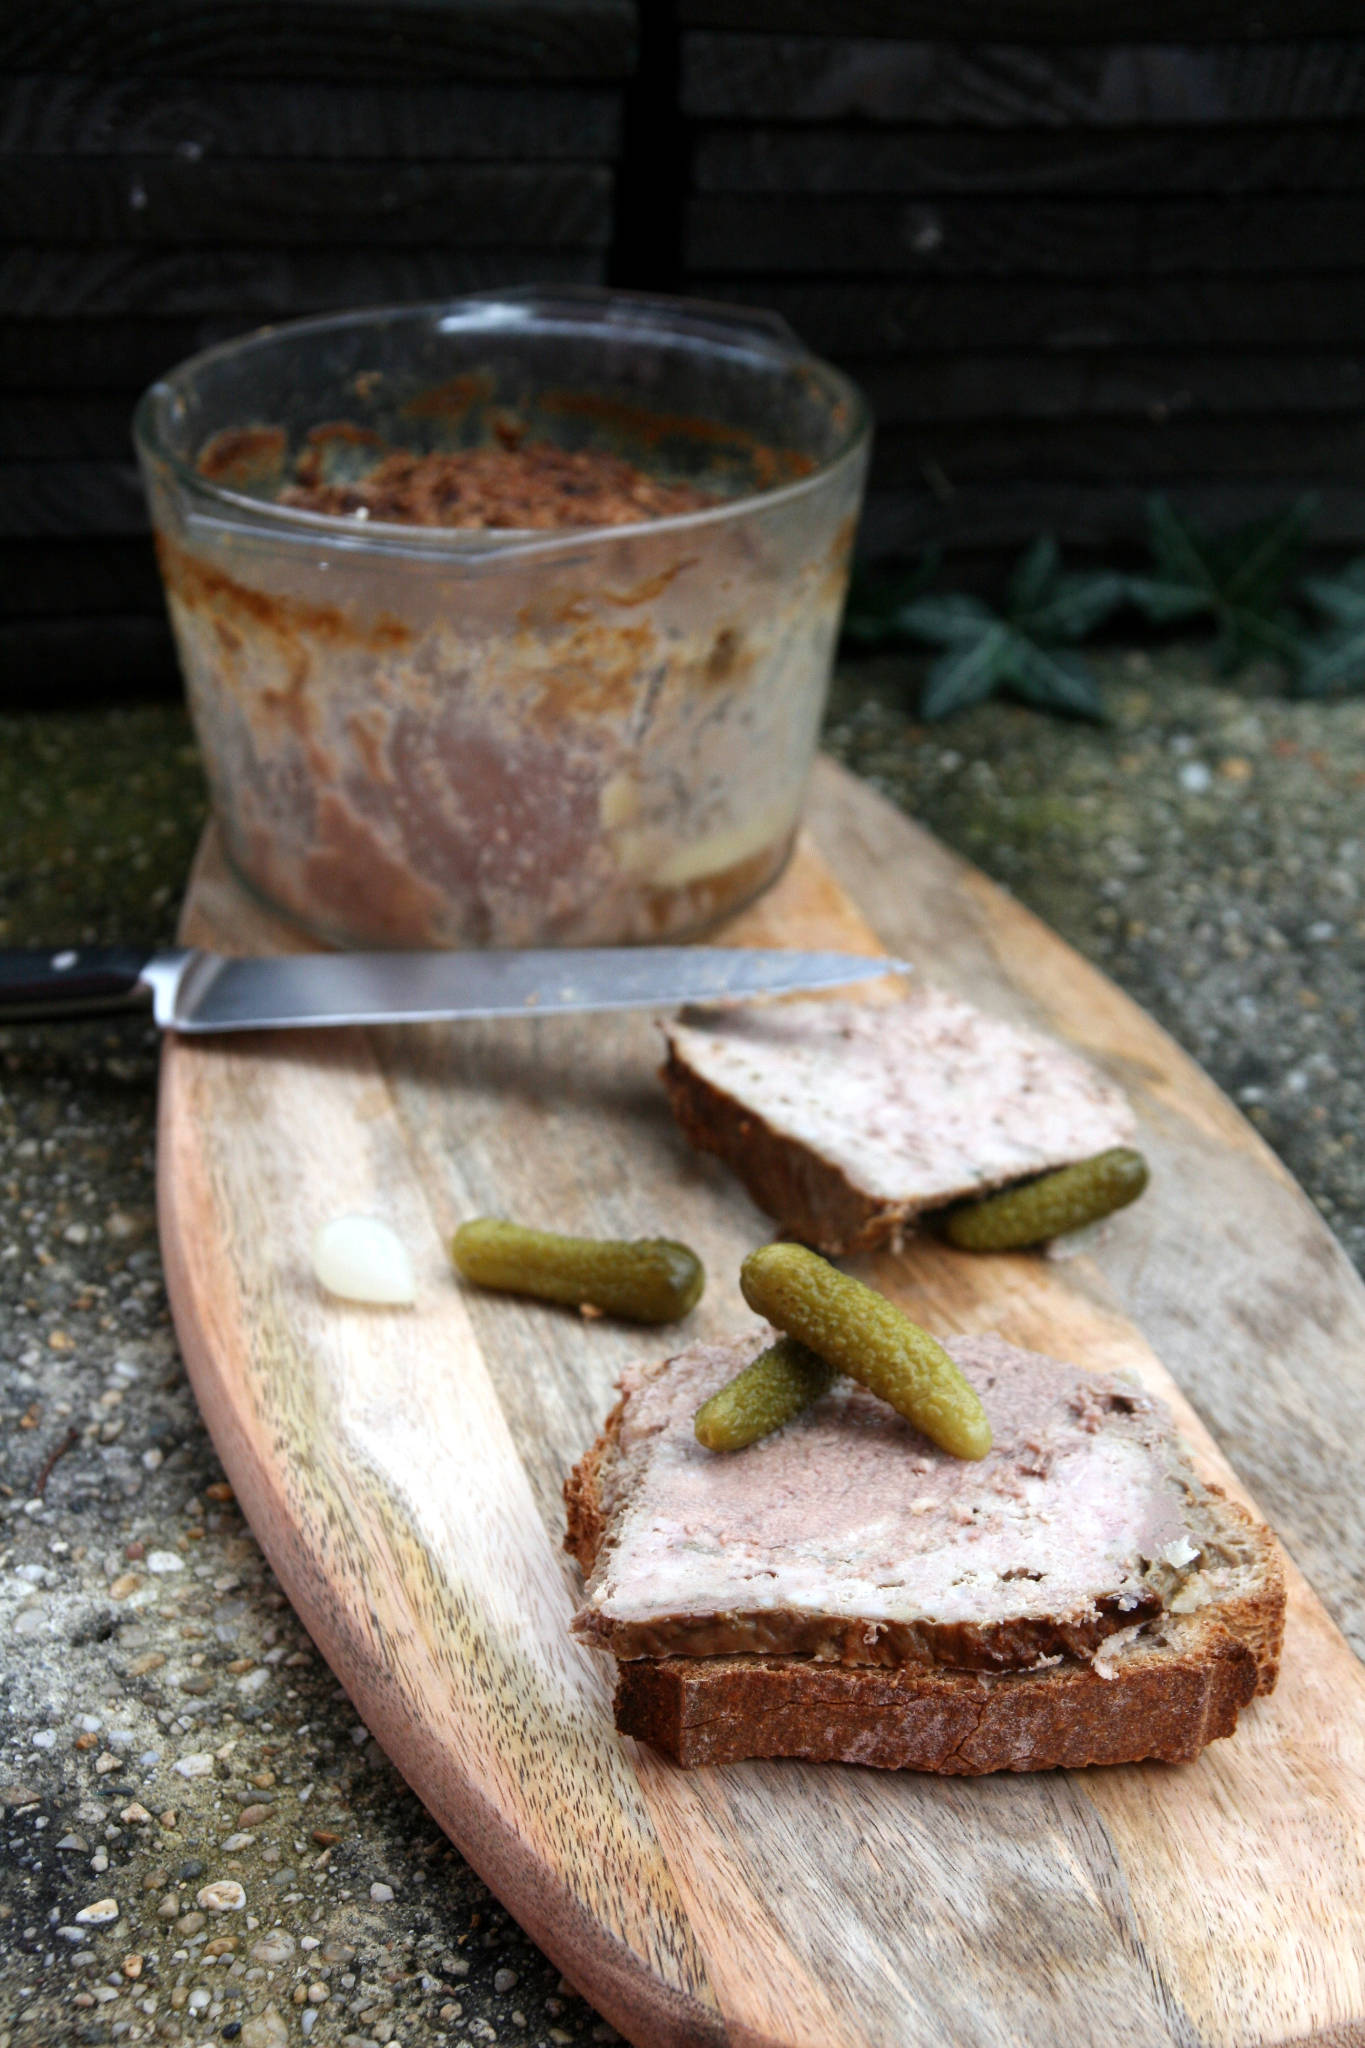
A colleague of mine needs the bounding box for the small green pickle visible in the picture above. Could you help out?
[942,1146,1150,1253]
[451,1218,704,1324]
[739,1241,991,1460]
[694,1336,835,1452]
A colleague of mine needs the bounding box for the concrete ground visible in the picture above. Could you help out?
[1,648,1361,2048]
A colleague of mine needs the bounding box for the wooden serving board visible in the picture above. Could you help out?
[158,757,1365,2048]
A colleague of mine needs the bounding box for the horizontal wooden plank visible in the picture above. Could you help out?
[0,246,605,319]
[860,479,1365,557]
[687,193,1365,276]
[0,460,147,538]
[694,122,1365,196]
[0,392,141,458]
[26,349,1365,437]
[856,352,1365,424]
[702,274,1365,353]
[0,319,247,391]
[0,160,613,249]
[682,34,1365,125]
[871,411,1365,486]
[0,614,178,704]
[0,75,622,161]
[0,1,636,82]
[0,536,162,613]
[678,1,1363,40]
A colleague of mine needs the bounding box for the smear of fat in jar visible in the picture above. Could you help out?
[648,797,796,890]
[598,769,644,831]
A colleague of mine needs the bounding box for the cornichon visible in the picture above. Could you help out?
[694,1336,835,1453]
[450,1219,704,1323]
[739,1241,991,1460]
[942,1147,1150,1252]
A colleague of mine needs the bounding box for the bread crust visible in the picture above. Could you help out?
[563,1390,623,1578]
[611,1626,1259,1772]
[563,1370,1285,1772]
[660,1048,900,1255]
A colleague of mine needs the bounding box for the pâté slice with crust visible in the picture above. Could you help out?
[564,1331,1284,1772]
[661,987,1137,1254]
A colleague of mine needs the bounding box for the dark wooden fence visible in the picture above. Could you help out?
[0,0,633,698]
[678,1,1365,581]
[5,0,1365,699]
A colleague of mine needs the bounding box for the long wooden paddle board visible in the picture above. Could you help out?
[158,755,1365,2048]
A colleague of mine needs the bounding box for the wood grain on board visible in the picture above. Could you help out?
[158,757,1365,2048]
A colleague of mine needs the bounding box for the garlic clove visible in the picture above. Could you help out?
[311,1215,415,1305]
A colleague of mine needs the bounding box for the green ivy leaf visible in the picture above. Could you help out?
[1004,639,1108,720]
[1007,533,1059,617]
[896,592,995,644]
[920,625,1013,720]
[1295,558,1365,697]
[1145,493,1216,596]
[1301,560,1365,629]
[1294,632,1365,698]
[1129,494,1315,678]
[1221,498,1315,610]
[1024,569,1128,643]
[1125,574,1210,625]
[891,536,1116,721]
[1215,604,1308,677]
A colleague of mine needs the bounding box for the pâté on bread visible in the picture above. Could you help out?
[564,1331,1284,1772]
[661,986,1138,1254]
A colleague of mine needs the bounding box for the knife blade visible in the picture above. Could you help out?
[0,944,910,1032]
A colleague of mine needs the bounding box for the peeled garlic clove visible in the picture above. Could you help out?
[311,1215,415,1305]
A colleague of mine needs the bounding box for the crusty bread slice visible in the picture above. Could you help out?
[661,989,1136,1255]
[609,1614,1259,1772]
[564,1337,1284,1773]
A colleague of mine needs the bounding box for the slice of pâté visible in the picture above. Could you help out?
[564,1332,1285,1772]
[662,988,1136,1254]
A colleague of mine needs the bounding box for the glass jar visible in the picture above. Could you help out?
[135,287,870,948]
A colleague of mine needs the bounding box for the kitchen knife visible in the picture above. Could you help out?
[0,943,910,1032]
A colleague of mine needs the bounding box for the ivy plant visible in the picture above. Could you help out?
[840,493,1365,718]
[1297,559,1365,698]
[890,535,1125,721]
[1126,494,1315,674]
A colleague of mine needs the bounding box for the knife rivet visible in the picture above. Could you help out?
[51,950,78,971]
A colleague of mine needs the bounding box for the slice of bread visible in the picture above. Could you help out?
[661,989,1136,1255]
[564,1334,1284,1773]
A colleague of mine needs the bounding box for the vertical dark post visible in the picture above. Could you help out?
[608,0,687,294]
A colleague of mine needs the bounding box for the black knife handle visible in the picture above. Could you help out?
[0,946,157,1022]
